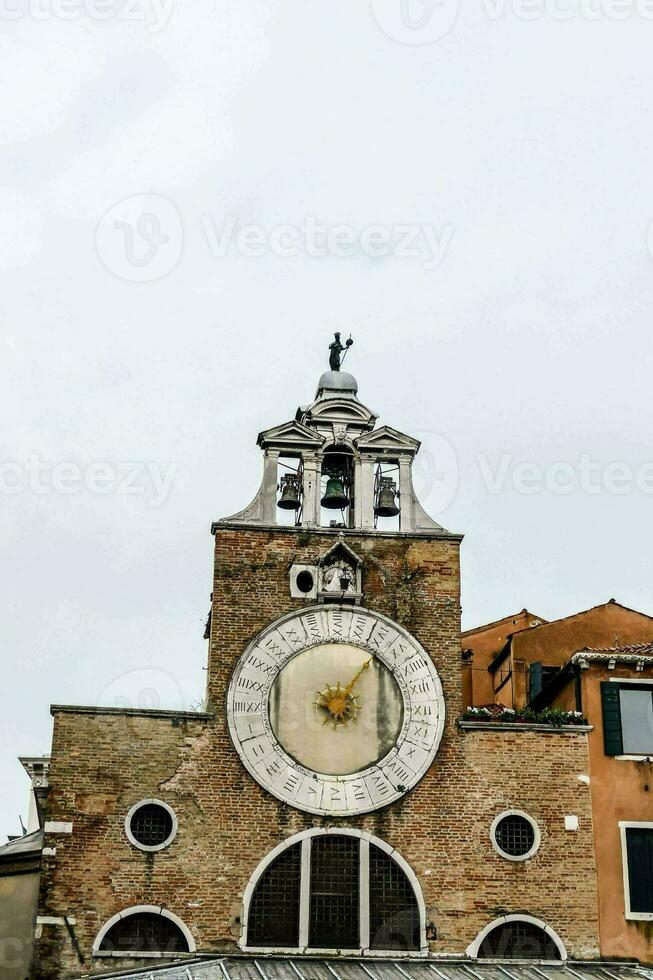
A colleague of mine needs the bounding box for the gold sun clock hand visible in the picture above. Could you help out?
[343,658,371,697]
[314,659,372,728]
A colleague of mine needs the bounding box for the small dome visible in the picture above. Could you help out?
[316,371,358,396]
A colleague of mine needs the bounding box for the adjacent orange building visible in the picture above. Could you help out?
[463,600,653,711]
[461,608,546,707]
[534,643,653,964]
[464,604,653,963]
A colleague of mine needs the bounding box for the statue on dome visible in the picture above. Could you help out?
[329,332,353,371]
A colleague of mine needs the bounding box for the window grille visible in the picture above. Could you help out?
[247,842,302,947]
[478,921,560,959]
[246,833,420,952]
[309,835,360,948]
[494,814,535,857]
[129,803,174,847]
[99,913,188,953]
[369,843,419,951]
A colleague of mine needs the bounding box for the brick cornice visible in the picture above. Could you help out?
[211,521,464,542]
[458,720,593,734]
[50,704,214,721]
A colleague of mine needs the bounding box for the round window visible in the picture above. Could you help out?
[491,810,540,861]
[125,799,177,852]
[295,570,315,594]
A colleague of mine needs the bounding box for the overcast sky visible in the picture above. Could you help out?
[2,0,653,840]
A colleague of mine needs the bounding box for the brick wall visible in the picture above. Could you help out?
[34,526,600,977]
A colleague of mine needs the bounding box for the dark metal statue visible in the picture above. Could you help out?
[329,332,353,371]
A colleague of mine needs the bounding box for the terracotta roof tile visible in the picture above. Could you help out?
[579,641,653,656]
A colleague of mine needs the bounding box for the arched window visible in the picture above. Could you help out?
[248,841,302,947]
[369,841,420,951]
[468,915,566,961]
[93,906,195,958]
[244,830,424,953]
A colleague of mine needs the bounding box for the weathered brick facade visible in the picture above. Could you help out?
[34,525,600,978]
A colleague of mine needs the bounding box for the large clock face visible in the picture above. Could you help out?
[269,643,404,776]
[227,605,445,816]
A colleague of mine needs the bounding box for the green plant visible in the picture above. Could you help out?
[461,706,587,726]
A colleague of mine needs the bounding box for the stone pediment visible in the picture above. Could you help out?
[257,420,325,451]
[319,538,363,567]
[317,538,363,602]
[299,397,378,431]
[355,425,420,455]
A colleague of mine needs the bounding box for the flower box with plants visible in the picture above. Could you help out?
[460,706,588,727]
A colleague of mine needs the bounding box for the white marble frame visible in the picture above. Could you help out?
[92,905,196,958]
[619,820,653,921]
[240,827,428,956]
[124,798,178,853]
[490,809,541,863]
[466,913,567,961]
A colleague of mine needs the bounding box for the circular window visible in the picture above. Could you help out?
[491,810,540,862]
[125,799,177,852]
[295,570,314,594]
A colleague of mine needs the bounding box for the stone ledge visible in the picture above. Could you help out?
[50,704,214,721]
[458,720,593,733]
[93,950,192,959]
[211,521,464,542]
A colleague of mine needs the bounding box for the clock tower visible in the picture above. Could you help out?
[197,339,464,953]
[209,340,461,822]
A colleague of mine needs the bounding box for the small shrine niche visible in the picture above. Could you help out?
[317,540,363,605]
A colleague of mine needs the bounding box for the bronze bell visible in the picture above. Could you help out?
[277,475,301,511]
[321,475,350,510]
[374,477,400,518]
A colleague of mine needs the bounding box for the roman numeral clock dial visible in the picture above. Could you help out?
[227,606,445,816]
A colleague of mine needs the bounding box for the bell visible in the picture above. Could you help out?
[321,475,350,510]
[374,477,400,518]
[277,476,301,511]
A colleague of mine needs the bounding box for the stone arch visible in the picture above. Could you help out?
[466,914,567,960]
[241,827,427,953]
[92,905,195,957]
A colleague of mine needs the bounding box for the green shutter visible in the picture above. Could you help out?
[626,828,653,913]
[529,662,543,702]
[601,682,623,756]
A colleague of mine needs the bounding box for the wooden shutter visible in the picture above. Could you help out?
[528,662,543,702]
[626,828,653,914]
[601,682,623,755]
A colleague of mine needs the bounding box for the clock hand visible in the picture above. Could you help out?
[343,658,372,698]
[313,659,372,728]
